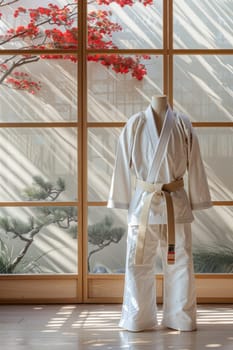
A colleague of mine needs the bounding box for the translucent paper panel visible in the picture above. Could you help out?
[88,55,163,122]
[0,0,77,49]
[0,56,77,122]
[174,0,233,49]
[88,128,121,201]
[87,0,162,49]
[88,206,233,274]
[88,207,127,273]
[87,205,232,274]
[174,56,233,122]
[0,128,77,201]
[0,206,78,274]
[196,128,233,201]
[192,206,233,273]
[88,126,233,202]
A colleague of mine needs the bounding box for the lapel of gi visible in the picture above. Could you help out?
[145,104,174,183]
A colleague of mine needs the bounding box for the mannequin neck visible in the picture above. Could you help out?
[151,95,168,135]
[151,95,168,117]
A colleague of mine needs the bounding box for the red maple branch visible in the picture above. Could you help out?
[96,0,153,6]
[0,0,153,93]
[0,55,41,93]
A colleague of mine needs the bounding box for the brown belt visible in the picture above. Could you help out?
[134,178,184,265]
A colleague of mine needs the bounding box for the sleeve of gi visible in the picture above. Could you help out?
[187,123,213,211]
[107,121,133,210]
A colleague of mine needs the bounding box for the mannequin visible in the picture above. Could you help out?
[108,97,212,332]
[151,95,168,135]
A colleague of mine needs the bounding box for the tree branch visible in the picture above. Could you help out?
[0,0,19,7]
[0,55,17,65]
[9,226,42,272]
[48,189,64,201]
[0,55,40,84]
[88,239,113,272]
[15,56,40,67]
[0,3,78,46]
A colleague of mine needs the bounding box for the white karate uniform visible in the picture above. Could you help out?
[108,105,212,332]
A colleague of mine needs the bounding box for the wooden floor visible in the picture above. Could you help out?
[0,304,233,350]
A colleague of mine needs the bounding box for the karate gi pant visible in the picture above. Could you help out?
[119,223,197,332]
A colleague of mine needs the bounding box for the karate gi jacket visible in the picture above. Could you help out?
[108,105,212,225]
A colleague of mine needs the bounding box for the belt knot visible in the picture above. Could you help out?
[153,183,163,194]
[134,178,184,265]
